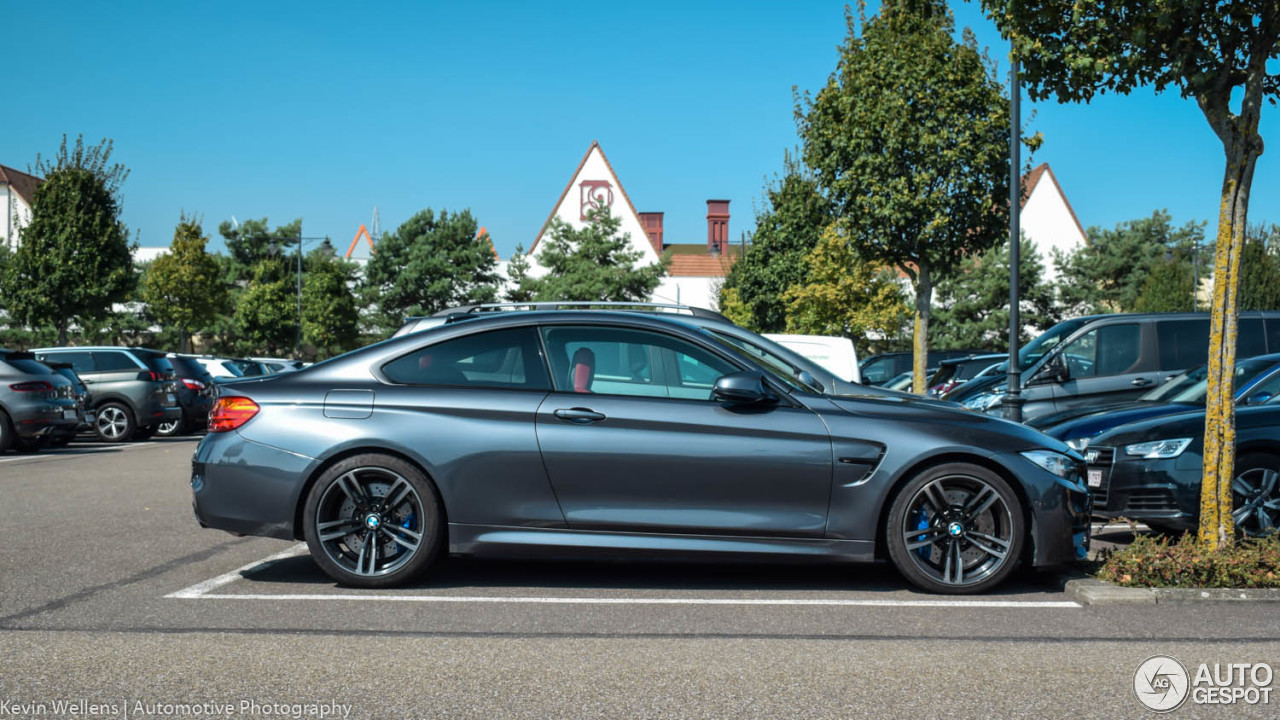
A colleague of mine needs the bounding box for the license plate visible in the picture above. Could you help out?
[166,393,176,404]
[1087,469,1103,488]
[63,409,78,420]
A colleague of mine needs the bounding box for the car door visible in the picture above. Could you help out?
[535,324,834,538]
[1051,321,1155,413]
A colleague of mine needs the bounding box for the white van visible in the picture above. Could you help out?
[763,334,861,384]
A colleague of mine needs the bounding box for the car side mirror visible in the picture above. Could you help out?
[1030,355,1068,386]
[796,370,823,393]
[1246,392,1273,406]
[713,371,778,405]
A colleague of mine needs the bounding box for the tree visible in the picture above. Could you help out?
[301,245,361,359]
[981,0,1280,547]
[363,208,498,335]
[217,217,302,285]
[1134,254,1197,313]
[1055,211,1204,315]
[232,259,296,356]
[526,207,665,302]
[782,227,910,352]
[720,154,831,332]
[798,2,1021,393]
[2,136,135,343]
[141,217,229,352]
[931,236,1057,351]
[503,243,536,302]
[1239,224,1280,311]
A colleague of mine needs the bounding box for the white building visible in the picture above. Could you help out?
[0,164,41,250]
[525,141,738,310]
[1020,162,1087,281]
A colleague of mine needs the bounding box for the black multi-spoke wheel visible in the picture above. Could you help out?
[886,463,1024,594]
[303,454,442,588]
[1231,454,1280,538]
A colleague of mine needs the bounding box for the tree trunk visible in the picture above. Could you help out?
[56,324,68,345]
[912,264,932,395]
[180,330,190,355]
[1199,136,1260,549]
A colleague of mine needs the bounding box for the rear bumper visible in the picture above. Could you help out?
[191,430,316,540]
[8,401,80,439]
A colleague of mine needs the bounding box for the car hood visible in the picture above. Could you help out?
[1042,403,1201,441]
[1025,401,1142,430]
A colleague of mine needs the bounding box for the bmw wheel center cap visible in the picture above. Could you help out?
[364,513,381,530]
[947,521,964,537]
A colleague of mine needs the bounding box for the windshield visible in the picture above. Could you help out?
[1163,356,1280,404]
[709,331,824,393]
[1017,318,1090,369]
[1141,365,1207,402]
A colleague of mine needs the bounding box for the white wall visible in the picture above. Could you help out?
[1,187,33,250]
[653,276,720,311]
[1021,169,1087,281]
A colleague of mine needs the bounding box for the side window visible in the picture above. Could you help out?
[541,326,738,400]
[1156,319,1210,370]
[1268,319,1280,354]
[382,327,551,390]
[1244,367,1280,402]
[40,351,94,374]
[1239,319,1266,358]
[861,357,894,384]
[92,351,141,372]
[1062,324,1141,378]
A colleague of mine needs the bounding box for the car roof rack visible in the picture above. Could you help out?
[429,301,732,323]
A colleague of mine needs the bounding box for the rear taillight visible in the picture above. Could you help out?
[208,396,259,432]
[9,381,53,392]
[182,378,207,391]
[137,371,163,382]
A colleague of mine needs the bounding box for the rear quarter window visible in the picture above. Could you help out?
[382,327,550,391]
[1157,319,1211,371]
[92,351,141,372]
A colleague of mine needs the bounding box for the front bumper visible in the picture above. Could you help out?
[1001,452,1092,566]
[191,430,317,540]
[1086,446,1199,530]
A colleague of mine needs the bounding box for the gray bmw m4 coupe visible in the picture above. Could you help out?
[191,311,1090,594]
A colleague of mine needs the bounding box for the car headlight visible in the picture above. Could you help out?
[963,390,1006,412]
[1021,449,1079,479]
[1065,437,1090,451]
[1124,438,1192,459]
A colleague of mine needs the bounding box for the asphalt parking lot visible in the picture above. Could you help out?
[2,440,1278,718]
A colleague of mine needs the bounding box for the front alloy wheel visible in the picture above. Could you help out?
[1231,454,1280,537]
[887,463,1025,594]
[303,455,441,588]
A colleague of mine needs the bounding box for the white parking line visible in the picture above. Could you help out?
[166,544,1080,609]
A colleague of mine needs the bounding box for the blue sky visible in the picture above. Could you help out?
[5,0,1276,258]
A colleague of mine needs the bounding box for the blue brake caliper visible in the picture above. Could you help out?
[911,509,931,560]
[390,511,416,557]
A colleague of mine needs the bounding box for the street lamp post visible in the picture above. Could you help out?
[1004,53,1025,423]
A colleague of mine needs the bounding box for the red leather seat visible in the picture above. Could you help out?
[569,347,595,393]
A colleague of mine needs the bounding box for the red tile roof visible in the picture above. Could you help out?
[0,164,43,207]
[668,254,736,277]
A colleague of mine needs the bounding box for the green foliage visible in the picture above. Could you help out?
[797,2,1019,388]
[716,286,753,327]
[931,236,1057,351]
[232,259,296,356]
[301,247,361,359]
[141,218,229,352]
[720,154,830,332]
[217,217,302,285]
[1099,533,1280,589]
[782,227,910,352]
[1134,255,1197,313]
[1055,211,1205,315]
[503,243,536,302]
[363,208,499,335]
[1239,225,1280,311]
[2,136,136,344]
[526,207,665,302]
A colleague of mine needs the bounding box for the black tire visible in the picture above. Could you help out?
[0,410,12,454]
[94,402,135,443]
[1231,453,1280,537]
[303,454,443,588]
[133,425,157,441]
[886,462,1025,594]
[48,435,73,448]
[12,436,45,454]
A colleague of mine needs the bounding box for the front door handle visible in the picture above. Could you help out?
[1131,377,1153,387]
[553,407,606,424]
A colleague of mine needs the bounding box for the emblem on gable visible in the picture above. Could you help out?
[579,180,614,220]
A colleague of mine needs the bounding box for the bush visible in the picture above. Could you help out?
[1099,533,1280,588]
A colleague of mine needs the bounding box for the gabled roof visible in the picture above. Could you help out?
[528,140,648,254]
[1022,162,1085,239]
[668,254,737,277]
[0,164,43,207]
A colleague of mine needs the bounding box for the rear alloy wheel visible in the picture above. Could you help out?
[303,454,442,588]
[156,418,184,437]
[887,463,1025,594]
[94,402,135,442]
[1231,454,1280,537]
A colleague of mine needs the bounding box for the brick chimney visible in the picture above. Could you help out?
[639,212,664,254]
[706,200,730,255]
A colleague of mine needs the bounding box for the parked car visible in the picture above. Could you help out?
[43,361,94,446]
[192,310,1089,594]
[0,350,80,453]
[927,354,1006,397]
[1034,354,1280,450]
[762,334,860,384]
[949,312,1280,421]
[194,356,270,381]
[32,346,182,442]
[250,357,306,374]
[1084,396,1280,535]
[163,354,218,435]
[860,350,984,387]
